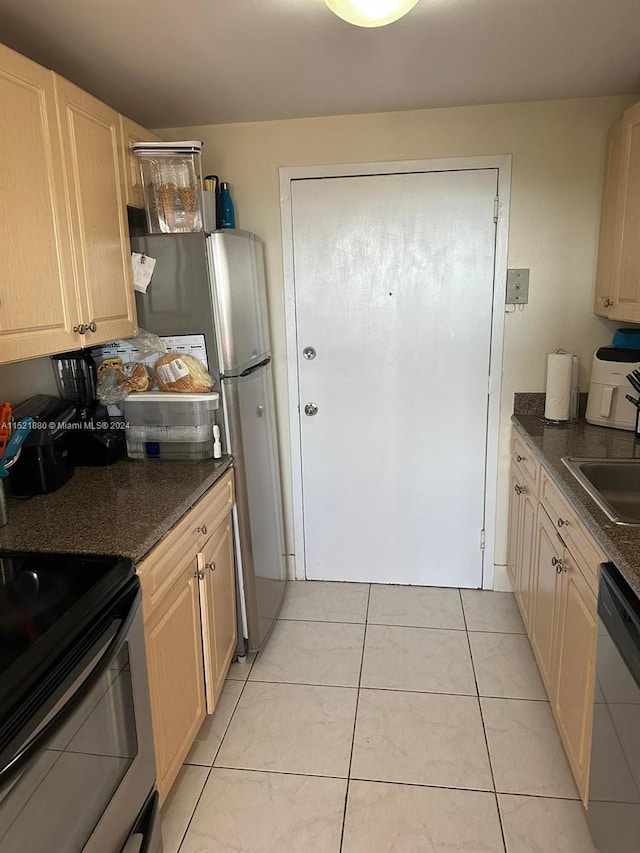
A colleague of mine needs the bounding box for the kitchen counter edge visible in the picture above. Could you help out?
[0,455,234,564]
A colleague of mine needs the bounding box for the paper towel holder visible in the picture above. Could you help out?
[544,349,580,427]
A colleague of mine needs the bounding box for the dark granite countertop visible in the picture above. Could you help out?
[0,455,233,563]
[511,412,640,596]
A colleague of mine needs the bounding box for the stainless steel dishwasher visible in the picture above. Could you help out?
[587,562,640,853]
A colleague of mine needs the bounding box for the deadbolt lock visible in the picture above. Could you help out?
[303,347,317,360]
[304,403,318,416]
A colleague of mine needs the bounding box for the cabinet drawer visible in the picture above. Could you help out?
[540,471,605,595]
[190,469,235,551]
[511,429,540,495]
[137,469,235,611]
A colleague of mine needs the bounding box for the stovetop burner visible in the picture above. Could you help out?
[0,551,134,722]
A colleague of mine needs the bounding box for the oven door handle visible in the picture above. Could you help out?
[0,584,141,787]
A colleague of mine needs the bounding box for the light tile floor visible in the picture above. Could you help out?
[161,582,597,853]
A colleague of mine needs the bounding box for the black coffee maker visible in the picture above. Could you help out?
[50,351,125,466]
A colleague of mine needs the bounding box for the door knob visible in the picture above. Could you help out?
[303,346,317,360]
[304,403,318,416]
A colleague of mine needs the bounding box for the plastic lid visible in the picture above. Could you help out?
[124,391,219,404]
[612,328,640,350]
[131,140,203,155]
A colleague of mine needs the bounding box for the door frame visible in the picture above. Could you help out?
[280,156,511,588]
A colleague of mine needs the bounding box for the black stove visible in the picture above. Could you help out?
[0,552,161,852]
[0,551,134,726]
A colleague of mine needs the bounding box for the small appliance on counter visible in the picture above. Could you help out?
[586,346,640,431]
[123,391,220,460]
[50,350,125,466]
[8,395,74,497]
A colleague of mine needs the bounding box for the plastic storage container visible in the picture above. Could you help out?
[132,141,203,234]
[123,391,219,460]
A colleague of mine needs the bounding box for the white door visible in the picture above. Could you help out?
[291,168,499,588]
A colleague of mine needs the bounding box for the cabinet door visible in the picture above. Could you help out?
[594,120,624,317]
[530,507,564,694]
[506,470,522,590]
[0,44,80,364]
[120,116,161,208]
[55,76,137,345]
[553,552,598,804]
[515,487,537,630]
[199,513,237,712]
[144,556,206,804]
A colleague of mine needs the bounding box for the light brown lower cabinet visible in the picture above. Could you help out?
[553,547,597,800]
[137,469,237,803]
[529,507,564,694]
[507,463,537,631]
[508,428,604,804]
[198,513,237,713]
[144,553,206,802]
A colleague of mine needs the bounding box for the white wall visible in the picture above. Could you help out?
[0,357,58,406]
[157,96,634,584]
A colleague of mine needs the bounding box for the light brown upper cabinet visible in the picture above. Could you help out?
[0,41,140,365]
[55,77,137,346]
[0,44,81,364]
[594,103,640,321]
[120,116,161,208]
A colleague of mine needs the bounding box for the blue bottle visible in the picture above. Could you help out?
[220,182,235,229]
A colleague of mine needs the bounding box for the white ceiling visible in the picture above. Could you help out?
[0,0,638,128]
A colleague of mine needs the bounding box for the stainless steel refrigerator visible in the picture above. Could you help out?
[131,229,286,653]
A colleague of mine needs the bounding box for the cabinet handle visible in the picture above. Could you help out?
[206,561,216,572]
[195,567,205,580]
[516,454,526,462]
[73,322,98,335]
[551,556,563,573]
[603,298,613,308]
[514,484,526,495]
[197,525,208,535]
[557,517,569,528]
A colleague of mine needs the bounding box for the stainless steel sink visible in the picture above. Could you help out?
[561,457,640,525]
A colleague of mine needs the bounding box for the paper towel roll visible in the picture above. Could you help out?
[545,352,579,422]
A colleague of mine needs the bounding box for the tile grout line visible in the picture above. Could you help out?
[459,588,508,853]
[339,582,371,853]
[173,655,257,853]
[198,762,582,800]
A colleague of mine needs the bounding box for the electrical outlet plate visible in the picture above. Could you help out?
[506,268,530,305]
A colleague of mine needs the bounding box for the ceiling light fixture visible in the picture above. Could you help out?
[326,0,420,27]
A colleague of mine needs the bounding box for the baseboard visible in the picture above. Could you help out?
[491,564,513,592]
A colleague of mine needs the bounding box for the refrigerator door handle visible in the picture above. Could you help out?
[224,356,271,379]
